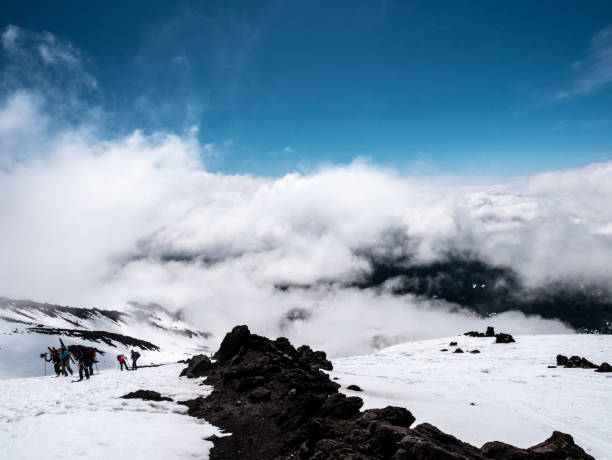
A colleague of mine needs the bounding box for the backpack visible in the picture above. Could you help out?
[60,350,69,360]
[134,351,140,358]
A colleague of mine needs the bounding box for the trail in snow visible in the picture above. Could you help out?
[0,363,221,460]
[332,334,612,460]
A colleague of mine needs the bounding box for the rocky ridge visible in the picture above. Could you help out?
[180,325,593,459]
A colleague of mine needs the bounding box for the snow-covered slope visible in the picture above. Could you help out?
[332,334,612,460]
[0,364,222,460]
[0,297,212,378]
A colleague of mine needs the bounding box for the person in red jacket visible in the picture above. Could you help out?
[117,354,129,371]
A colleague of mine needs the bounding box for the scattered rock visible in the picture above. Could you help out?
[548,365,557,368]
[469,350,480,354]
[180,325,593,460]
[464,327,516,344]
[346,384,362,392]
[596,362,612,373]
[449,341,458,346]
[440,348,448,352]
[556,354,569,366]
[454,348,464,353]
[470,402,476,406]
[121,390,173,402]
[495,333,515,344]
[179,354,211,378]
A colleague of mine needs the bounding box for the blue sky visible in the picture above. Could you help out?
[2,0,612,177]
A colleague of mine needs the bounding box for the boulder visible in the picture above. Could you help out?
[346,384,363,392]
[495,333,515,344]
[485,326,495,337]
[454,348,464,353]
[556,354,568,366]
[596,362,612,373]
[179,354,211,378]
[121,390,173,402]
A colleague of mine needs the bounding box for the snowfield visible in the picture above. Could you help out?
[332,334,612,459]
[0,364,222,460]
[1,333,611,459]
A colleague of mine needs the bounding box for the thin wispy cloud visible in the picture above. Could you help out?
[554,25,612,100]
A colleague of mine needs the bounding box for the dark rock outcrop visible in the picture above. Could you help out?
[596,362,612,373]
[454,348,464,353]
[346,384,363,392]
[495,333,515,344]
[482,431,591,459]
[449,341,458,346]
[556,354,600,369]
[469,350,481,354]
[565,356,597,369]
[485,326,495,337]
[27,326,159,350]
[179,354,212,378]
[179,325,593,459]
[121,390,173,402]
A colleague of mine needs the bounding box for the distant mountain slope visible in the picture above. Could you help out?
[0,297,212,378]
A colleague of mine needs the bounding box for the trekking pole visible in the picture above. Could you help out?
[44,358,47,376]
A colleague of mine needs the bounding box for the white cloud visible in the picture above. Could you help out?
[284,146,294,153]
[0,26,608,355]
[554,25,612,100]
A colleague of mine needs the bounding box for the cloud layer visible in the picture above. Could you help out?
[2,26,612,355]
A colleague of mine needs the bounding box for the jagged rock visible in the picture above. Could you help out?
[121,390,173,402]
[495,333,515,344]
[596,362,612,373]
[485,326,495,337]
[565,355,597,369]
[180,325,592,460]
[470,350,480,354]
[556,354,568,366]
[454,348,464,353]
[465,331,485,337]
[297,344,333,371]
[482,431,593,459]
[347,384,363,392]
[179,354,211,378]
[214,325,251,363]
[449,341,458,346]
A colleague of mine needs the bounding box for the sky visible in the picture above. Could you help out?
[1,2,612,350]
[2,0,612,177]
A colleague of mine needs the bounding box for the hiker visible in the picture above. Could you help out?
[130,349,140,370]
[45,347,61,376]
[117,354,129,371]
[58,347,74,376]
[69,345,96,380]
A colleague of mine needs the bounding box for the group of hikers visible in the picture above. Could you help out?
[41,340,142,380]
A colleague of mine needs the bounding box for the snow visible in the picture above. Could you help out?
[0,363,223,460]
[332,334,612,459]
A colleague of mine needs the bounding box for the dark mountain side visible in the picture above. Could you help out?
[180,325,593,459]
[351,256,612,333]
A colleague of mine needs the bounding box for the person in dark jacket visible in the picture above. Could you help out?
[130,350,141,370]
[69,345,96,380]
[45,347,61,376]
